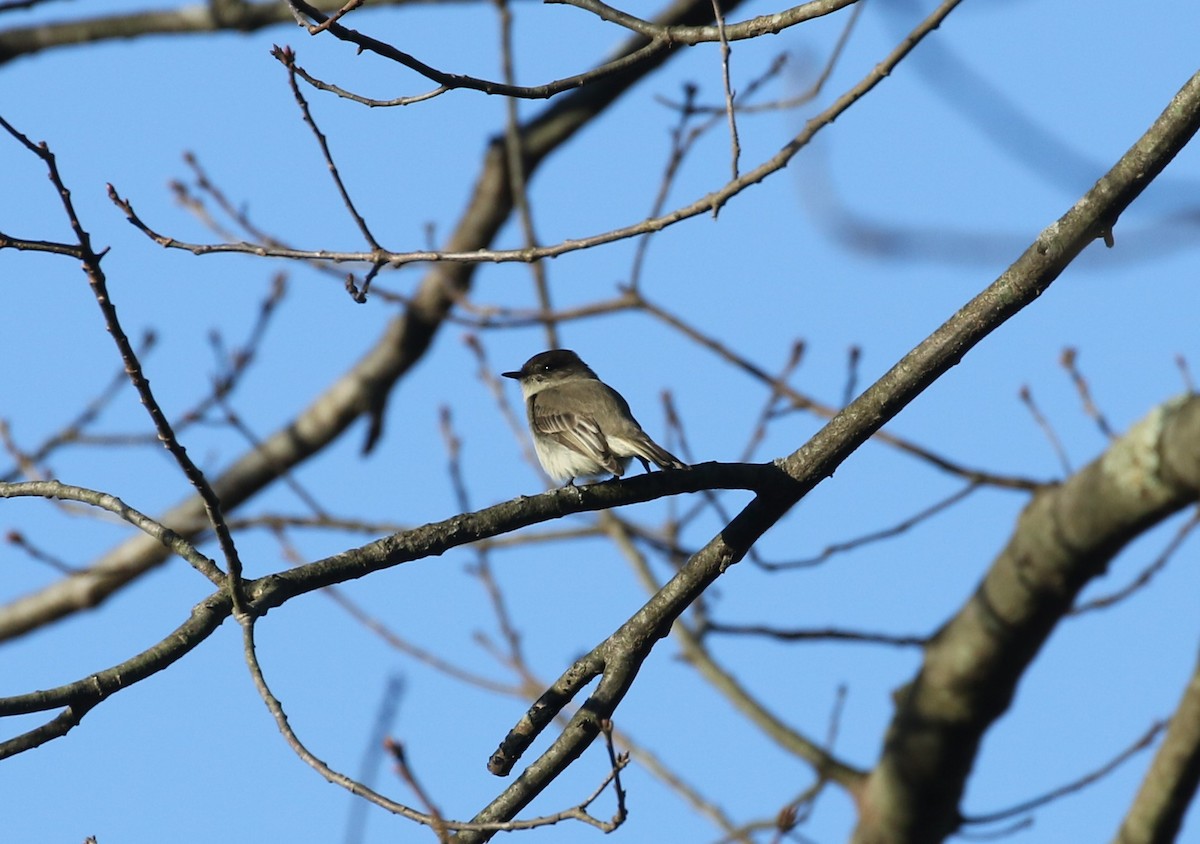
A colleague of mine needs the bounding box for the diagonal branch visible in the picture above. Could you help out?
[0,116,248,610]
[845,68,1200,843]
[1112,646,1200,844]
[465,68,1200,841]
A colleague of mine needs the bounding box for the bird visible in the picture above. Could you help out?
[502,349,689,485]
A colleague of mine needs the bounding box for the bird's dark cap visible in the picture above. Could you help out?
[502,349,584,380]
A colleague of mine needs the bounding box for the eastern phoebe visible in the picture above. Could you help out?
[502,349,689,485]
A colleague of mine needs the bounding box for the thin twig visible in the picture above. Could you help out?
[274,45,382,253]
[0,120,249,611]
[290,58,448,107]
[346,674,404,844]
[962,721,1167,827]
[633,51,786,289]
[1175,354,1195,393]
[754,482,981,570]
[5,530,77,574]
[635,286,1043,489]
[842,345,860,408]
[438,405,537,687]
[598,719,629,828]
[710,0,740,184]
[286,0,853,98]
[0,330,153,482]
[738,340,806,462]
[304,0,364,34]
[110,0,960,269]
[286,0,668,100]
[772,684,848,838]
[384,739,450,843]
[0,480,225,585]
[704,621,927,647]
[493,0,558,347]
[552,0,855,46]
[238,616,436,824]
[1071,506,1200,615]
[239,601,638,833]
[326,585,519,695]
[1019,384,1072,475]
[1061,347,1114,440]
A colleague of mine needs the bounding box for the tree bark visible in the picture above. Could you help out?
[854,395,1200,844]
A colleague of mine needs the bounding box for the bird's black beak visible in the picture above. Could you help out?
[501,370,521,380]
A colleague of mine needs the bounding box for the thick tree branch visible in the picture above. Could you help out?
[1113,648,1200,844]
[854,394,1200,844]
[244,462,769,610]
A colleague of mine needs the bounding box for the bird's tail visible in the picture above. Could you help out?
[626,433,689,472]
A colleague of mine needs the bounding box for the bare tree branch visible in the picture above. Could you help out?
[854,392,1200,843]
[285,0,854,99]
[1113,648,1200,844]
[552,0,856,45]
[0,480,223,584]
[0,0,418,64]
[964,721,1166,828]
[0,117,248,610]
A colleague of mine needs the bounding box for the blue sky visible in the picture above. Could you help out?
[2,1,1199,842]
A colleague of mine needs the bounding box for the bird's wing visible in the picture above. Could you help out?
[596,383,689,471]
[530,398,623,475]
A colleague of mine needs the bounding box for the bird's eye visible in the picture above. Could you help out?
[541,364,552,372]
